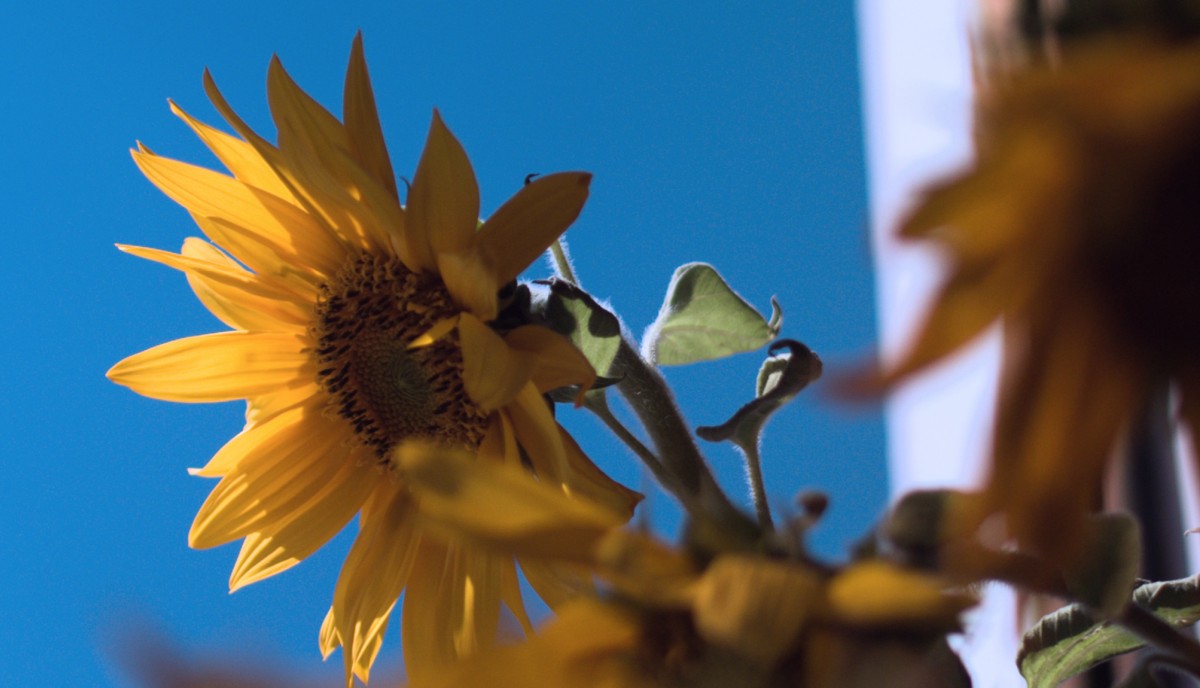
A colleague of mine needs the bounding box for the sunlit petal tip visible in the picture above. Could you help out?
[408,315,460,349]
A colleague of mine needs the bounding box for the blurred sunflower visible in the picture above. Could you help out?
[396,448,974,688]
[107,36,638,685]
[877,37,1200,560]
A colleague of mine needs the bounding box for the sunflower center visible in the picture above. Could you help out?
[313,253,490,459]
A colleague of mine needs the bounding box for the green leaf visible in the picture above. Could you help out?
[1018,574,1200,688]
[696,339,821,448]
[533,278,622,377]
[645,263,781,366]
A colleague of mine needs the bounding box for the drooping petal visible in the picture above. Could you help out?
[402,539,458,683]
[408,111,479,258]
[476,172,591,286]
[988,300,1145,558]
[499,559,533,636]
[411,599,647,688]
[457,313,534,411]
[504,325,596,400]
[228,456,375,591]
[518,558,595,609]
[558,425,642,517]
[343,33,398,199]
[396,443,624,562]
[504,383,570,486]
[107,331,312,403]
[328,482,420,687]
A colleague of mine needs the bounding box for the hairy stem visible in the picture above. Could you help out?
[736,440,774,530]
[611,341,755,541]
[549,239,578,284]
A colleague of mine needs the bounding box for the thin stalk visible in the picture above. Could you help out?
[611,341,755,540]
[549,239,578,284]
[736,440,774,530]
[584,393,672,487]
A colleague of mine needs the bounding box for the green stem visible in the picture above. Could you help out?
[610,341,756,543]
[584,393,673,488]
[549,239,578,284]
[735,439,774,530]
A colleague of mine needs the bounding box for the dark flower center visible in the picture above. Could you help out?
[313,253,489,459]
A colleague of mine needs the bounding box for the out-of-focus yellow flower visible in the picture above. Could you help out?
[107,35,638,686]
[876,37,1200,561]
[399,450,975,687]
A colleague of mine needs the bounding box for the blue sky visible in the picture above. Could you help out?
[1,2,882,685]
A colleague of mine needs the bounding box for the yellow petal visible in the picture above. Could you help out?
[203,70,392,259]
[558,427,642,517]
[412,598,646,688]
[228,458,374,591]
[518,558,594,610]
[504,325,595,400]
[408,110,479,257]
[402,539,458,683]
[319,607,340,659]
[329,482,420,687]
[476,172,591,285]
[499,559,533,636]
[408,315,460,349]
[126,240,310,331]
[107,331,311,403]
[189,406,355,549]
[395,442,623,562]
[177,238,298,332]
[342,33,399,199]
[268,56,402,257]
[505,384,570,485]
[437,249,499,321]
[823,561,974,630]
[692,556,820,665]
[131,149,345,279]
[189,398,310,478]
[458,313,534,411]
[988,301,1144,559]
[169,99,299,203]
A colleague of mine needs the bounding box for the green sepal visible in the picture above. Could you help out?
[877,489,971,569]
[1018,574,1200,688]
[644,263,782,366]
[531,278,622,377]
[1063,512,1142,618]
[696,339,821,449]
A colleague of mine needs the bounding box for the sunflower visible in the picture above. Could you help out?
[107,36,639,685]
[876,37,1200,562]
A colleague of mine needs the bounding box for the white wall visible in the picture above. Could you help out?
[855,2,1023,685]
